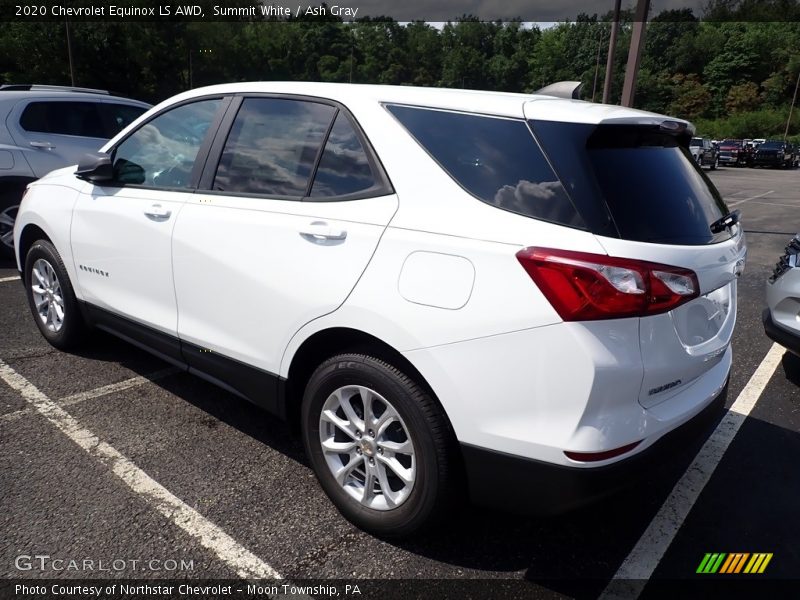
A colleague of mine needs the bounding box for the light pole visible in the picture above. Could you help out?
[602,0,621,104]
[65,19,76,86]
[784,70,800,141]
[621,0,651,108]
[591,26,605,102]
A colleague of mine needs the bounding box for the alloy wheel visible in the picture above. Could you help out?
[319,385,416,511]
[30,258,65,332]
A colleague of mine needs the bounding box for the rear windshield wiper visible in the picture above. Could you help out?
[710,209,741,234]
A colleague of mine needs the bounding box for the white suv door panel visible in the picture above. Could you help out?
[70,97,224,336]
[71,186,187,334]
[172,96,397,376]
[173,193,397,374]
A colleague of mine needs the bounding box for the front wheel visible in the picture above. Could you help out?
[24,239,88,349]
[301,354,456,538]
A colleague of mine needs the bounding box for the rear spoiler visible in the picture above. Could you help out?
[596,116,696,144]
[533,81,583,100]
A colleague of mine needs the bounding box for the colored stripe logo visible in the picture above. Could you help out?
[697,552,773,574]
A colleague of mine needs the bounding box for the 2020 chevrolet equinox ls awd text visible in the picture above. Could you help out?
[13,82,746,537]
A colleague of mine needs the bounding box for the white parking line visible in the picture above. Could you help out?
[728,190,774,207]
[750,200,800,208]
[0,367,180,424]
[0,358,282,580]
[600,343,784,599]
[60,367,181,406]
[0,275,20,283]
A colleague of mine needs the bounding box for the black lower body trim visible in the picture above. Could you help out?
[181,339,284,417]
[80,301,286,418]
[763,308,800,355]
[460,381,728,515]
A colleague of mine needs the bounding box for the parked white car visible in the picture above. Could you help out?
[764,234,800,355]
[0,85,150,258]
[13,82,746,536]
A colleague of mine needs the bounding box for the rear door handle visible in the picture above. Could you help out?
[29,141,55,150]
[299,221,347,242]
[144,204,172,221]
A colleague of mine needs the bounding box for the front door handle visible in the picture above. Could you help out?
[144,204,172,221]
[29,141,55,150]
[299,221,347,242]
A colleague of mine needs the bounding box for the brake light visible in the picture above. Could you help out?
[516,247,699,321]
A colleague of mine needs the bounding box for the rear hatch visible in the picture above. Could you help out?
[525,106,746,409]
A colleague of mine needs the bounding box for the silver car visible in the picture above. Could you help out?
[764,234,800,354]
[0,85,149,258]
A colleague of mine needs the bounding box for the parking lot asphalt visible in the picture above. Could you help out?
[1,165,798,598]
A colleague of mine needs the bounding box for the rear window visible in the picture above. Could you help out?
[386,105,584,228]
[99,103,147,136]
[532,121,730,245]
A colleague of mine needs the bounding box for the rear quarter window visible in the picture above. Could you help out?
[386,104,584,228]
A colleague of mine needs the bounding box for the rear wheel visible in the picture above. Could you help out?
[24,239,88,349]
[301,354,455,537]
[711,156,718,170]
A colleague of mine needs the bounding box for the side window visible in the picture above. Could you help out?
[310,112,378,198]
[20,101,105,138]
[386,104,582,227]
[213,98,335,197]
[98,103,148,137]
[112,98,221,188]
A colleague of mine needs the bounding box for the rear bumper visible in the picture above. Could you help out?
[461,380,728,515]
[763,308,800,355]
[719,155,749,166]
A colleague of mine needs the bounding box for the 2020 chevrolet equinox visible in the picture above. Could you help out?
[14,82,746,537]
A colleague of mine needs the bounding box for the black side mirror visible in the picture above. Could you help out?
[75,152,113,182]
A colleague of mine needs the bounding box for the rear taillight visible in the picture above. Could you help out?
[516,247,699,321]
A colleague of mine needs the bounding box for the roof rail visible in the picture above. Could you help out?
[533,81,583,100]
[0,84,110,95]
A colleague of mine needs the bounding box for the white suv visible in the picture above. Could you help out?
[0,85,150,258]
[13,82,746,537]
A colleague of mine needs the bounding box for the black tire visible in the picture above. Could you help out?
[301,354,456,538]
[24,239,88,350]
[711,157,718,170]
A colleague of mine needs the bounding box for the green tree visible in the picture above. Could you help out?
[668,74,712,119]
[726,82,761,113]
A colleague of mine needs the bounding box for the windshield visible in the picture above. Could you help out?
[760,141,783,149]
[690,138,703,146]
[530,121,731,245]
